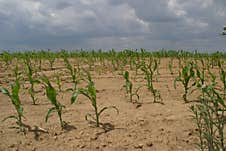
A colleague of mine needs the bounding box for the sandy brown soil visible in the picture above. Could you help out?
[0,58,214,151]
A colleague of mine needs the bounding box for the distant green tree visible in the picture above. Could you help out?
[222,26,226,35]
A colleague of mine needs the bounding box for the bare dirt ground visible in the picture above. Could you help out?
[0,58,208,151]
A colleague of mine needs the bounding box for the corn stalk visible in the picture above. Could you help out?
[41,75,66,128]
[174,61,195,103]
[71,70,118,127]
[0,66,25,132]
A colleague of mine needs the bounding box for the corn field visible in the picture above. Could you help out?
[0,49,225,151]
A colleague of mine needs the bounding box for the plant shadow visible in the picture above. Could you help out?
[30,126,49,141]
[100,122,115,132]
[63,123,77,132]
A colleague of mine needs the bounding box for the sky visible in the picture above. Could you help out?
[0,0,226,52]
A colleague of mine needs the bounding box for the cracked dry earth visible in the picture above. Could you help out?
[0,58,201,151]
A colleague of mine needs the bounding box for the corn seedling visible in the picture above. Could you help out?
[41,75,66,128]
[48,55,55,70]
[64,57,79,91]
[156,58,160,75]
[133,61,142,80]
[174,62,196,103]
[1,51,12,68]
[190,60,207,97]
[54,71,63,92]
[191,84,226,151]
[195,60,206,86]
[218,60,226,99]
[141,58,162,103]
[71,70,118,127]
[24,58,40,105]
[122,71,141,103]
[0,66,25,132]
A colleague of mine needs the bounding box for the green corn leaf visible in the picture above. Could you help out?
[125,81,131,93]
[88,84,96,100]
[41,75,49,85]
[196,83,202,88]
[45,107,56,122]
[190,67,195,77]
[212,89,226,108]
[71,89,80,104]
[196,69,201,79]
[182,66,188,78]
[12,81,20,96]
[58,104,63,113]
[33,79,41,84]
[28,88,33,95]
[202,85,226,108]
[84,69,92,82]
[80,89,92,100]
[46,86,57,104]
[124,71,129,80]
[17,106,23,117]
[220,69,225,83]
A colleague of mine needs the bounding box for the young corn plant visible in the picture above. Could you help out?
[191,60,206,97]
[195,60,205,86]
[207,66,217,86]
[141,58,162,103]
[48,55,55,70]
[218,60,226,99]
[0,66,25,132]
[133,61,142,80]
[204,58,217,86]
[122,71,141,103]
[24,58,40,105]
[156,58,160,76]
[41,75,66,128]
[64,57,79,91]
[54,71,63,92]
[174,62,196,103]
[191,84,226,151]
[1,51,12,69]
[71,70,118,127]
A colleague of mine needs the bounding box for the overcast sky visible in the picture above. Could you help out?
[0,0,226,52]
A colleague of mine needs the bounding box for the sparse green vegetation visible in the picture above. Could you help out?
[122,71,141,103]
[174,61,196,103]
[71,69,118,127]
[24,58,40,105]
[0,49,225,150]
[0,66,25,132]
[141,57,162,103]
[41,75,66,128]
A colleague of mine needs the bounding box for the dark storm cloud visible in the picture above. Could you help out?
[0,0,225,52]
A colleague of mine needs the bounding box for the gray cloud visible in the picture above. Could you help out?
[0,0,225,52]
